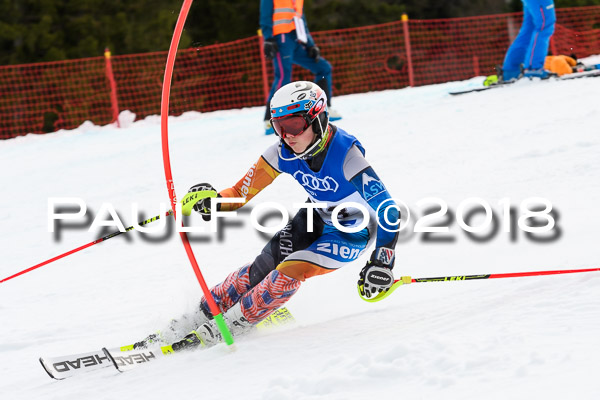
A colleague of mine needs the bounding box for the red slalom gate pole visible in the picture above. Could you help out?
[0,211,172,284]
[360,267,600,302]
[160,0,234,345]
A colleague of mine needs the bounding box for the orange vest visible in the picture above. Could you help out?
[272,0,304,36]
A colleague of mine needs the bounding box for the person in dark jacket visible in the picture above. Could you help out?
[260,0,341,135]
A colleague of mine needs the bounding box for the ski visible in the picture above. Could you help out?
[449,67,600,96]
[39,348,120,380]
[104,306,296,373]
[40,307,295,379]
[449,80,515,95]
[103,345,170,372]
[558,68,600,80]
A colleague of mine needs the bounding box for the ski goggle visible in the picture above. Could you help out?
[271,113,313,138]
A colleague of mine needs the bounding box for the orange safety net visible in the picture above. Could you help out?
[1,6,599,139]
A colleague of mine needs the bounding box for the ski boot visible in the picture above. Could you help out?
[523,68,555,79]
[484,65,503,87]
[484,65,523,86]
[328,108,342,122]
[131,333,163,350]
[195,302,255,347]
[129,304,212,350]
[170,331,204,352]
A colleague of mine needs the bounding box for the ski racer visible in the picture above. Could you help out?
[149,81,400,349]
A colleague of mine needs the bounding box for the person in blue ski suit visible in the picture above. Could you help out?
[502,0,556,80]
[155,81,400,349]
[260,0,340,134]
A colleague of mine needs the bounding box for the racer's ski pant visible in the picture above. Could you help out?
[201,207,370,324]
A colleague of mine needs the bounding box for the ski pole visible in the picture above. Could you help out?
[359,267,600,303]
[0,211,173,284]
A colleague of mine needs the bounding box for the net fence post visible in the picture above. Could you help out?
[402,13,415,87]
[104,47,121,128]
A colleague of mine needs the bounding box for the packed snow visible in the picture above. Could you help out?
[1,57,599,399]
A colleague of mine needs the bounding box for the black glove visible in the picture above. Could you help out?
[183,183,220,221]
[358,248,395,298]
[307,45,320,60]
[264,38,278,60]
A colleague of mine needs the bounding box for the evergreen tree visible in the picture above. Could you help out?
[1,0,598,65]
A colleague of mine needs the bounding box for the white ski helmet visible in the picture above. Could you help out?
[270,81,329,138]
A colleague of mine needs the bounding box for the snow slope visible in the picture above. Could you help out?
[1,61,599,399]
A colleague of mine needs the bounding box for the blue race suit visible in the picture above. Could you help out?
[502,0,556,80]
